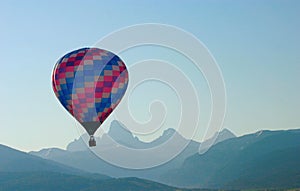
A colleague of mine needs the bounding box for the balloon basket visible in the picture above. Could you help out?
[89,135,96,147]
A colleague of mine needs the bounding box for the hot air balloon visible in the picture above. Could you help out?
[52,48,129,147]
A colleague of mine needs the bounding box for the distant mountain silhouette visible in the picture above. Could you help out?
[0,144,205,191]
[66,120,235,153]
[0,144,109,180]
[107,120,142,148]
[30,120,235,184]
[66,120,187,151]
[161,129,300,189]
[198,128,236,154]
[27,124,300,189]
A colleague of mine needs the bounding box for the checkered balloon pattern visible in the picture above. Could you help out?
[52,48,129,129]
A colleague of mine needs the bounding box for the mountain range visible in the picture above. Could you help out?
[0,144,91,176]
[0,143,205,191]
[30,120,235,181]
[161,129,300,189]
[12,120,299,190]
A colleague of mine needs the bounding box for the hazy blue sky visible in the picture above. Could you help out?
[0,0,299,151]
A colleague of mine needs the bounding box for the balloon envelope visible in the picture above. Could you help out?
[52,48,128,135]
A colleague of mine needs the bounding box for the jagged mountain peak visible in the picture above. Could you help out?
[219,128,236,137]
[108,120,135,141]
[162,128,176,136]
[198,128,236,154]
